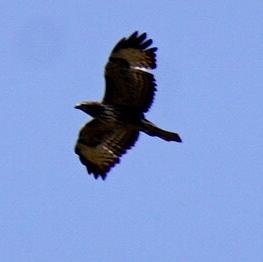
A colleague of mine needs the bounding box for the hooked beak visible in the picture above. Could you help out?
[74,103,82,110]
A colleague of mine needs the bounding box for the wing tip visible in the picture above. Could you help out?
[86,165,109,180]
[112,31,157,54]
[85,156,121,180]
[92,171,107,180]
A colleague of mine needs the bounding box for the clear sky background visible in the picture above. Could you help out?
[1,1,262,261]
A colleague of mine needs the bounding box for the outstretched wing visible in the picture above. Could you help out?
[103,31,157,113]
[75,119,139,179]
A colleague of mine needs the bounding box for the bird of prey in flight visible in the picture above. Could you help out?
[75,31,182,180]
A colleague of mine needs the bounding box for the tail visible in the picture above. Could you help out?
[141,119,182,142]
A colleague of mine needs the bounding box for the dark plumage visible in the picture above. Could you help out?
[75,31,182,180]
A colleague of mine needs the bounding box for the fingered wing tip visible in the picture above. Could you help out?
[112,31,157,53]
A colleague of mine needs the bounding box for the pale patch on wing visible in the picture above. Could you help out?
[77,143,118,170]
[102,145,118,158]
[132,66,151,73]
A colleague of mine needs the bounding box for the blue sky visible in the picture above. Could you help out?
[1,1,262,261]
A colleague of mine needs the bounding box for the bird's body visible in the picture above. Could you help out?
[75,32,182,179]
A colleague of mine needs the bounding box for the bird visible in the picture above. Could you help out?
[75,31,182,180]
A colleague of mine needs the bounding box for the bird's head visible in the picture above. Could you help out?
[74,101,104,117]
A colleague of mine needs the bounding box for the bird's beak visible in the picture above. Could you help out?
[74,103,82,110]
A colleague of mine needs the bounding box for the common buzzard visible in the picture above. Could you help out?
[75,31,182,179]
